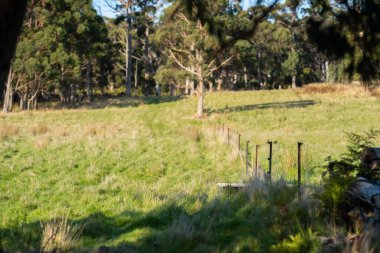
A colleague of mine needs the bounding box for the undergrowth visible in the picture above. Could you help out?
[317,130,380,222]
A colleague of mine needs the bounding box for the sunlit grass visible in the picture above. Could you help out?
[0,86,379,251]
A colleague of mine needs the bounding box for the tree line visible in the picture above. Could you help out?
[2,0,380,116]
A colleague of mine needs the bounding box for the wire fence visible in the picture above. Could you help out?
[213,123,322,198]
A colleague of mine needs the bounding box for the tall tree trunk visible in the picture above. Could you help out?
[170,83,175,96]
[209,72,213,92]
[143,22,152,80]
[109,72,115,92]
[86,60,93,101]
[257,52,263,88]
[197,76,204,118]
[60,65,69,103]
[209,80,213,92]
[134,61,138,88]
[292,75,296,89]
[196,49,204,118]
[217,78,223,91]
[2,67,13,113]
[325,60,329,83]
[19,96,24,110]
[190,65,195,96]
[244,66,248,89]
[185,78,190,95]
[190,79,195,96]
[33,97,37,110]
[125,12,133,97]
[233,73,238,90]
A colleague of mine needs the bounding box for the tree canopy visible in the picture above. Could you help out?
[1,0,379,114]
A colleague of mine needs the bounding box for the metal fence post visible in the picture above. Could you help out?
[268,141,273,183]
[298,142,303,200]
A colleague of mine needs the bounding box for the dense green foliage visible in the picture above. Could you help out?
[10,0,113,109]
[5,0,378,113]
[307,0,380,85]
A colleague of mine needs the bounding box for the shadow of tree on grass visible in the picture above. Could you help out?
[47,96,185,111]
[0,182,320,253]
[206,100,317,115]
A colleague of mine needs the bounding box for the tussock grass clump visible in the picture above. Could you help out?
[187,127,204,142]
[0,123,19,140]
[301,83,379,97]
[54,127,68,137]
[85,125,105,137]
[302,84,343,94]
[369,87,380,97]
[85,125,98,136]
[40,218,83,253]
[168,214,195,241]
[31,123,49,135]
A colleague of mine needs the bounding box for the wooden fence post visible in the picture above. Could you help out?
[246,141,249,177]
[255,145,259,178]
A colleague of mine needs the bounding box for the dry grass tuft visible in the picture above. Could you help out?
[40,217,83,253]
[35,138,49,149]
[187,128,204,142]
[301,84,346,94]
[369,87,380,97]
[31,123,49,136]
[301,83,380,97]
[54,127,68,137]
[0,124,20,140]
[85,125,100,137]
[281,149,296,173]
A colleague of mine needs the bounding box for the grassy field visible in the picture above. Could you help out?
[0,85,379,252]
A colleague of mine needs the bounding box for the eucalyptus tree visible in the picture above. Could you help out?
[154,1,234,117]
[7,0,113,111]
[105,0,157,96]
[75,1,112,101]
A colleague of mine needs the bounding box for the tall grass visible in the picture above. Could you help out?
[40,218,83,252]
[0,86,379,251]
[0,123,19,140]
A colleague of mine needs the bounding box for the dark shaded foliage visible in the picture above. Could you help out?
[306,0,380,83]
[0,0,28,93]
[176,0,280,50]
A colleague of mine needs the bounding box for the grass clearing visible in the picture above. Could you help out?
[0,86,379,252]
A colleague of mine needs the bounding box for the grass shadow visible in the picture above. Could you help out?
[0,181,322,253]
[45,96,185,111]
[206,100,317,115]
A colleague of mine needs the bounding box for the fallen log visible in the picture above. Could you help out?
[361,148,380,171]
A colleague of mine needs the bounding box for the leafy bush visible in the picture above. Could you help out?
[271,228,320,253]
[318,130,380,221]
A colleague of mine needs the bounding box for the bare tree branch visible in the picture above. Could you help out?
[168,50,198,76]
[208,55,234,74]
